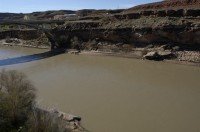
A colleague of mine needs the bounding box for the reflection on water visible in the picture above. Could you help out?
[0,50,64,66]
[0,46,200,132]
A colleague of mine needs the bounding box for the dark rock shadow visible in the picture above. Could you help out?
[0,50,65,66]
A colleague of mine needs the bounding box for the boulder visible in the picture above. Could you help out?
[144,51,175,60]
[12,38,21,44]
[52,110,81,122]
[5,39,13,43]
[172,46,181,51]
[158,51,175,59]
[143,51,161,60]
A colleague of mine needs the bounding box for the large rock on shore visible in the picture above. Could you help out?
[158,51,175,59]
[50,110,84,131]
[144,51,161,60]
[144,51,175,61]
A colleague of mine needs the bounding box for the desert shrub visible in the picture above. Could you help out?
[25,109,59,132]
[0,69,36,131]
[83,39,98,50]
[0,70,71,132]
[70,36,81,50]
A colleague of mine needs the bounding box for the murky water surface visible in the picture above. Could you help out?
[0,46,200,132]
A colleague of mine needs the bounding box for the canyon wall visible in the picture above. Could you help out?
[52,26,200,47]
[0,30,42,40]
[115,9,200,20]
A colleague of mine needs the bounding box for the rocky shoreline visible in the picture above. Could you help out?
[36,107,87,132]
[79,50,200,67]
[0,38,49,49]
[0,38,200,67]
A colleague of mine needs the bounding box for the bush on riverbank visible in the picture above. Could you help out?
[0,70,68,132]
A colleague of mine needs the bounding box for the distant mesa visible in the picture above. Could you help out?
[0,9,124,21]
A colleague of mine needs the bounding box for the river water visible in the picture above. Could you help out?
[0,46,200,132]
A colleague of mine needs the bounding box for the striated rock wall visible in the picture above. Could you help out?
[1,23,200,49]
[0,30,50,48]
[0,30,42,40]
[52,26,200,47]
[115,9,200,20]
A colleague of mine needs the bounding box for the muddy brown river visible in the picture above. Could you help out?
[0,46,200,132]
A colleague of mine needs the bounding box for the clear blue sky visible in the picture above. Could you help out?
[0,0,161,13]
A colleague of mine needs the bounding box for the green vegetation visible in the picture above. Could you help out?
[0,70,68,132]
[0,23,57,32]
[0,24,21,31]
[0,24,12,31]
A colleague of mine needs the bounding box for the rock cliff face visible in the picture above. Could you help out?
[0,30,42,40]
[0,30,50,48]
[118,9,200,18]
[53,23,200,46]
[52,13,200,49]
[47,0,200,48]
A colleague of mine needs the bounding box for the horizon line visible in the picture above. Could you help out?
[0,8,127,14]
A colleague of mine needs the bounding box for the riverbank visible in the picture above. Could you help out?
[0,38,49,49]
[78,50,200,67]
[0,39,200,67]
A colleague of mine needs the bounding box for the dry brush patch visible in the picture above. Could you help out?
[0,70,74,132]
